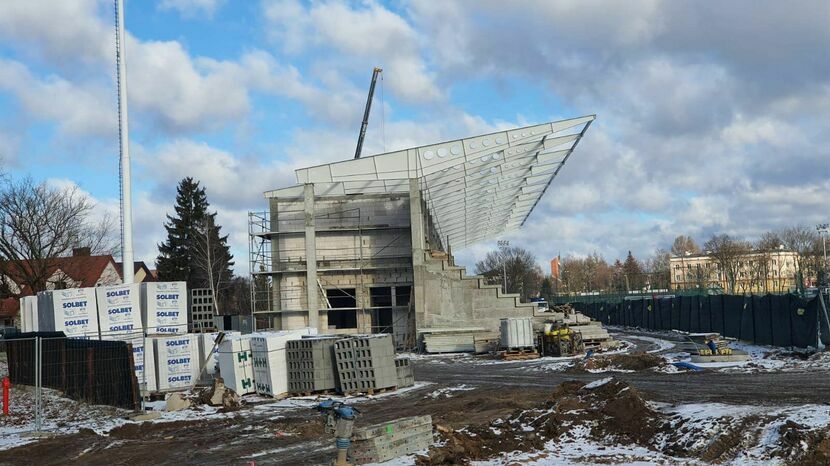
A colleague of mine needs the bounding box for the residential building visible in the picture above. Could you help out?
[669,249,800,293]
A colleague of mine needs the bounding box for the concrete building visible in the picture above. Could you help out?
[250,116,595,346]
[670,250,800,293]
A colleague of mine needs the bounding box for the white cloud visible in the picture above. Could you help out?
[158,0,225,18]
[0,58,116,137]
[263,0,442,103]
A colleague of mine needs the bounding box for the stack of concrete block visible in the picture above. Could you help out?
[334,334,397,394]
[499,317,535,349]
[152,334,199,391]
[141,281,188,334]
[36,288,100,338]
[286,336,339,394]
[348,415,433,464]
[249,328,317,398]
[394,357,414,388]
[218,335,256,395]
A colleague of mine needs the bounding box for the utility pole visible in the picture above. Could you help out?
[818,223,829,286]
[498,240,509,294]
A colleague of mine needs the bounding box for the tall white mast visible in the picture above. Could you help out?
[115,0,134,284]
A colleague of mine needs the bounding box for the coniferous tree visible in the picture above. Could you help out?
[156,178,234,297]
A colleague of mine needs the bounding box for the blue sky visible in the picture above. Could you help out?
[1,0,829,275]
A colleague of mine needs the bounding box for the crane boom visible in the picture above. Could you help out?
[354,67,382,159]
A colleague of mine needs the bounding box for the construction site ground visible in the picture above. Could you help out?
[2,327,830,465]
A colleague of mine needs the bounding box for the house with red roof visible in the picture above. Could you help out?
[0,248,155,328]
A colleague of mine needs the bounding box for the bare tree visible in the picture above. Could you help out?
[644,249,671,290]
[780,225,819,292]
[671,235,701,256]
[703,234,752,294]
[475,246,544,301]
[192,217,232,314]
[0,178,117,293]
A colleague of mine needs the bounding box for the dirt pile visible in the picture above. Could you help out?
[569,353,666,373]
[416,378,666,465]
[776,421,830,465]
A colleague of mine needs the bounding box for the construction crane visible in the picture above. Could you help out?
[354,67,383,159]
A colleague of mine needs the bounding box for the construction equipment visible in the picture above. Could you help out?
[354,67,383,159]
[538,320,584,357]
[317,399,360,466]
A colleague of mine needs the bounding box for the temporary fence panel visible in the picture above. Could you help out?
[752,295,774,345]
[699,296,713,333]
[815,293,830,346]
[742,296,753,341]
[37,288,99,338]
[721,295,743,339]
[770,295,793,347]
[141,282,188,334]
[709,295,725,336]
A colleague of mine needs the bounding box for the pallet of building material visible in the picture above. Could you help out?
[287,335,339,395]
[334,334,398,395]
[349,415,433,464]
[418,328,486,353]
[473,334,499,354]
[499,349,540,361]
[250,328,318,398]
[395,357,414,388]
[500,317,535,350]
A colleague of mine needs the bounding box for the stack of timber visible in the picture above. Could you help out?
[418,328,488,353]
[570,320,618,349]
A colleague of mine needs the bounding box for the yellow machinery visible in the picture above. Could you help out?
[539,321,584,357]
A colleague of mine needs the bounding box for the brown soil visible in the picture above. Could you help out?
[416,378,667,465]
[776,421,830,466]
[568,353,666,373]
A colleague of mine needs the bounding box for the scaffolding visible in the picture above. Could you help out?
[248,201,415,345]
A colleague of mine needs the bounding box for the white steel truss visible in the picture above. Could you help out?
[265,115,595,250]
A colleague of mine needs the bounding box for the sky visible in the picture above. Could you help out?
[1,0,829,275]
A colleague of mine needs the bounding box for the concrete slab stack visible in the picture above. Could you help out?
[286,335,339,394]
[217,335,255,395]
[348,415,433,464]
[152,334,199,391]
[36,288,99,338]
[250,328,317,398]
[334,334,397,394]
[394,357,414,388]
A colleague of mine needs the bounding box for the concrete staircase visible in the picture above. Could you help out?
[414,251,537,332]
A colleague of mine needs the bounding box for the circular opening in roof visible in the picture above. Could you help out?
[479,169,488,176]
[495,136,505,144]
[451,145,461,155]
[482,139,490,147]
[469,142,478,149]
[423,150,434,160]
[492,153,501,160]
[480,155,488,162]
[521,132,528,137]
[490,167,498,174]
[437,148,448,157]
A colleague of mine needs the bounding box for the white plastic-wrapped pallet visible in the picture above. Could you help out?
[96,283,143,338]
[250,328,317,397]
[153,334,199,391]
[20,296,36,332]
[129,334,157,392]
[499,317,534,349]
[141,282,188,334]
[37,288,99,338]
[197,331,240,382]
[217,335,255,395]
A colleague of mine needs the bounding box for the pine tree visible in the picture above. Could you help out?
[156,178,234,294]
[622,251,644,291]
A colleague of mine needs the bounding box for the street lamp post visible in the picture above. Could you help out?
[498,240,509,293]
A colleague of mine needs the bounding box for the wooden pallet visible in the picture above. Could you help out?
[289,389,336,397]
[499,349,540,361]
[340,386,398,397]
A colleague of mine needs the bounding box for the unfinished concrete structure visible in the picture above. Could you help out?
[249,116,594,347]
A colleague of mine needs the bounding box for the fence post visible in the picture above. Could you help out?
[35,336,42,433]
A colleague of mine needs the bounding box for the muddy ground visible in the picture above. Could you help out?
[2,331,830,465]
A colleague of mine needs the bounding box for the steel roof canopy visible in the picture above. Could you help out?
[270,115,595,250]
